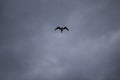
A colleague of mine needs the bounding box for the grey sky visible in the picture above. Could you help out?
[0,0,120,80]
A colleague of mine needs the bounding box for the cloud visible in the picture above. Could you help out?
[0,0,120,80]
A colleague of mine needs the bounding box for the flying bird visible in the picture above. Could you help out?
[55,26,69,33]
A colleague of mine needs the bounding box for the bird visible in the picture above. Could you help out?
[55,26,69,33]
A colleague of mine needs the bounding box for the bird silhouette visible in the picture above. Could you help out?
[55,26,69,33]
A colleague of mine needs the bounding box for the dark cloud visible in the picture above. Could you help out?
[0,0,120,80]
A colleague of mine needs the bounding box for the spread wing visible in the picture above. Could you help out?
[55,26,61,31]
[63,27,69,31]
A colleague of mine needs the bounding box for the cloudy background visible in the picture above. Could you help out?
[0,0,120,80]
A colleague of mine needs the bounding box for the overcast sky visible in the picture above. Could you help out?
[0,0,120,80]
